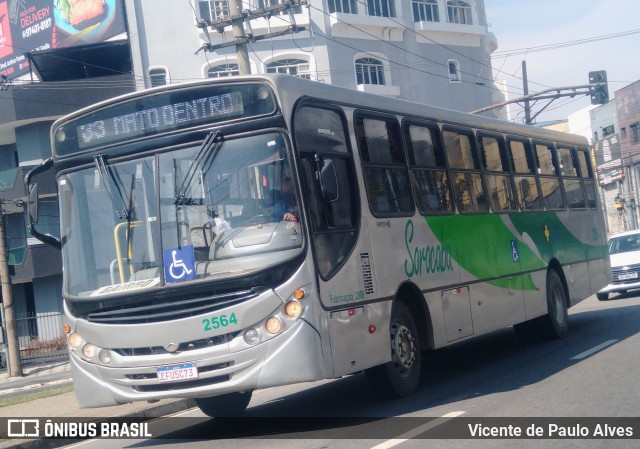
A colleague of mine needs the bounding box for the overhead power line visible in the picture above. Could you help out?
[491,28,640,58]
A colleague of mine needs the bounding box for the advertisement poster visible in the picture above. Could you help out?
[594,134,623,186]
[0,0,125,79]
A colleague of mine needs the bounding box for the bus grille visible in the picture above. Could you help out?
[611,263,640,284]
[112,333,239,356]
[86,290,259,324]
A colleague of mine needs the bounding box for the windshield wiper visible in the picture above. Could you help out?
[94,154,131,220]
[94,155,139,270]
[174,130,224,206]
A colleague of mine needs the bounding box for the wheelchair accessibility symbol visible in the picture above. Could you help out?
[164,245,196,283]
[510,240,519,263]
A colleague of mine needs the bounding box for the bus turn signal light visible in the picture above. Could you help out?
[293,289,305,300]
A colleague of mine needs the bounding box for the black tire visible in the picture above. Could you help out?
[365,302,421,398]
[195,391,252,417]
[596,291,609,301]
[514,269,569,341]
[544,269,569,338]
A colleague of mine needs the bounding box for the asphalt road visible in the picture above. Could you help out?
[61,292,640,449]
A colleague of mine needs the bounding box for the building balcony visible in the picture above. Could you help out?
[413,20,486,46]
[329,13,405,41]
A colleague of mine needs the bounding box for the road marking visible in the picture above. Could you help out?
[570,339,617,360]
[369,411,466,449]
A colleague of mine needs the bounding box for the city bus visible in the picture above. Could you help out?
[26,75,610,415]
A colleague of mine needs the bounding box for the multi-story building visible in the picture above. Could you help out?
[591,80,640,234]
[0,0,500,362]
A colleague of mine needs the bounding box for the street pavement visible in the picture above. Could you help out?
[0,359,196,449]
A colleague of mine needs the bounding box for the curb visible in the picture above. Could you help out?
[0,399,196,449]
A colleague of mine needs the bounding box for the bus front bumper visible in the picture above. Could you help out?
[70,319,324,408]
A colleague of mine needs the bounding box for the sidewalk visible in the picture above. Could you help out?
[0,360,195,449]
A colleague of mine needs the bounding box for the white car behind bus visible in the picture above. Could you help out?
[597,230,640,300]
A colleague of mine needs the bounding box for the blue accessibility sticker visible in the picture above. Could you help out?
[164,245,196,283]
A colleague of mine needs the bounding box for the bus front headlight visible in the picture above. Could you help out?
[244,328,260,345]
[68,333,83,349]
[265,317,282,334]
[82,343,96,360]
[284,300,302,318]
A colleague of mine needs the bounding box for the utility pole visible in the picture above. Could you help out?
[195,1,307,73]
[470,65,609,123]
[522,61,531,125]
[228,0,250,75]
[0,202,23,377]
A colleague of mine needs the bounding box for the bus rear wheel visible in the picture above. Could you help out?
[365,301,421,398]
[195,391,252,417]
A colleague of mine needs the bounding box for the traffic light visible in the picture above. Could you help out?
[589,70,609,105]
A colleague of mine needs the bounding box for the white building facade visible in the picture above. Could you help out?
[126,0,504,117]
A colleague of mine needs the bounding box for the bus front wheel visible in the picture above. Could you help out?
[195,391,252,417]
[365,301,421,398]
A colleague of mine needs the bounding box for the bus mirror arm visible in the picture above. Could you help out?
[24,158,61,249]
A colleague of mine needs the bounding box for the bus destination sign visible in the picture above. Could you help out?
[77,91,243,149]
[54,83,276,156]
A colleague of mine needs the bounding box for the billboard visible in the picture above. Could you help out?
[0,0,125,79]
[594,134,624,186]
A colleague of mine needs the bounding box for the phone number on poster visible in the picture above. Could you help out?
[22,18,52,38]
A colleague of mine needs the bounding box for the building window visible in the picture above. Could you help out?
[257,0,301,14]
[447,0,472,25]
[602,125,615,138]
[266,58,310,78]
[631,122,640,145]
[149,67,168,87]
[367,0,396,18]
[207,63,239,78]
[448,60,461,82]
[329,0,358,14]
[356,57,385,85]
[412,0,439,22]
[199,0,229,21]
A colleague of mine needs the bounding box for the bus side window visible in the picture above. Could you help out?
[478,134,517,212]
[509,139,542,211]
[405,123,452,214]
[356,115,413,217]
[535,142,565,210]
[443,128,487,213]
[558,147,586,209]
[576,148,597,208]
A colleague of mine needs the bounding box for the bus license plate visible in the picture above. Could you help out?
[619,272,638,280]
[157,363,198,383]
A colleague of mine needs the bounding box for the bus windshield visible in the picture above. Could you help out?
[59,131,303,297]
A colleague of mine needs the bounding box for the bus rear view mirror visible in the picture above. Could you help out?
[24,158,61,249]
[316,155,339,203]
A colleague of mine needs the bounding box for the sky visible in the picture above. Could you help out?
[484,0,640,124]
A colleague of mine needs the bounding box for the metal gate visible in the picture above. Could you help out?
[13,311,68,366]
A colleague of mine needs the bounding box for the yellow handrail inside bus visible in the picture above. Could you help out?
[113,221,142,284]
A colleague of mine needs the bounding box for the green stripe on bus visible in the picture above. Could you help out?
[425,213,605,292]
